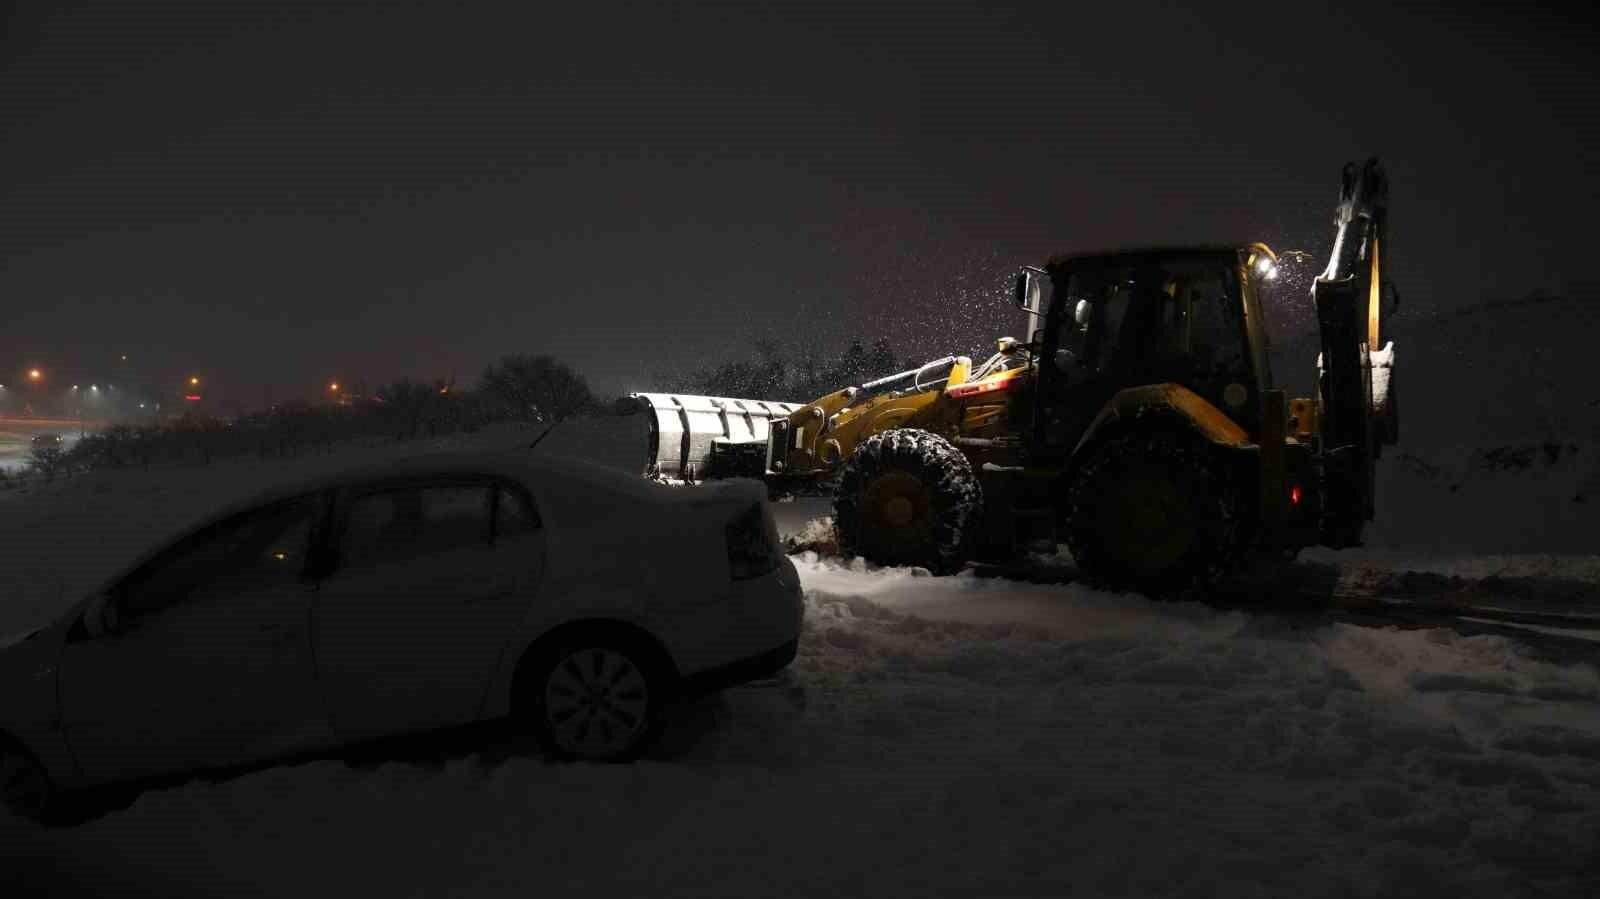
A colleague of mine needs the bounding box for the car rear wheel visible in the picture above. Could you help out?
[0,742,54,824]
[521,642,665,762]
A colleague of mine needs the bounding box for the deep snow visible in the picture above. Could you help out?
[2,417,1598,897]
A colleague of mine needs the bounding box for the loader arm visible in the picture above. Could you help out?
[1312,157,1396,547]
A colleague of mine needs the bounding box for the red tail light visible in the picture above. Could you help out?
[1289,484,1303,505]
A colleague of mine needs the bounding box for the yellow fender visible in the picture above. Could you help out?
[1073,383,1251,457]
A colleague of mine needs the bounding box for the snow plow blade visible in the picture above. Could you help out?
[625,393,802,481]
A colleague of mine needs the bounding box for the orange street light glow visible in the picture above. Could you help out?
[28,369,42,381]
[329,382,340,392]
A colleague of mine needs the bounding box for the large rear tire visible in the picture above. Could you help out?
[1065,428,1243,594]
[834,429,982,574]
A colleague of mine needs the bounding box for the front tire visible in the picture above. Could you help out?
[518,640,666,762]
[834,429,982,574]
[1065,428,1243,594]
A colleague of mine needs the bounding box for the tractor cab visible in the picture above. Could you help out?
[1017,243,1281,462]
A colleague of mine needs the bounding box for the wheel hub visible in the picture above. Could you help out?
[861,471,935,562]
[883,496,915,527]
[1099,467,1193,574]
[544,648,649,759]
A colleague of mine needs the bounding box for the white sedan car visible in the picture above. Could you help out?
[0,450,803,822]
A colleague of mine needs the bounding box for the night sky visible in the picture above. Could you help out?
[2,0,1595,406]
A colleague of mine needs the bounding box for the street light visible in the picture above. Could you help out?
[189,376,201,387]
[28,369,42,382]
[329,381,340,392]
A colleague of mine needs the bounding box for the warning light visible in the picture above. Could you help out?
[1289,484,1303,505]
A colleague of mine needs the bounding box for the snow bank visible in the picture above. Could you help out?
[1271,291,1600,449]
[1357,440,1600,556]
[5,553,1597,898]
[3,417,1598,898]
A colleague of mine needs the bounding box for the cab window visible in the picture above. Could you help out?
[1183,272,1249,382]
[1062,258,1246,383]
[1058,273,1132,375]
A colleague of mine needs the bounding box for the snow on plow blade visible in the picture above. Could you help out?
[627,393,802,481]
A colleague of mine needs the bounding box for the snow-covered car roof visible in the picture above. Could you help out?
[80,448,764,596]
[194,447,745,522]
[281,448,653,498]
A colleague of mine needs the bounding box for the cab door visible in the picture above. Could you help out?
[58,495,332,784]
[1033,263,1138,457]
[310,478,544,740]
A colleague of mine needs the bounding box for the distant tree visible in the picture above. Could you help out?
[794,353,824,400]
[750,338,788,397]
[668,335,912,402]
[867,338,897,380]
[375,379,441,439]
[479,354,598,423]
[27,446,66,481]
[834,339,870,387]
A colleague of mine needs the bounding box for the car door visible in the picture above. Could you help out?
[310,477,545,740]
[58,495,333,784]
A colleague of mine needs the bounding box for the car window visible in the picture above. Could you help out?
[340,484,493,570]
[494,486,541,539]
[119,498,319,620]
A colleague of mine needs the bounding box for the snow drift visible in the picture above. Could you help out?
[1,406,1596,898]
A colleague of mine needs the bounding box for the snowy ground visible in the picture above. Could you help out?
[3,419,1599,897]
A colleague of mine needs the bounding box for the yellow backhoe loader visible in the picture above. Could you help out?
[629,158,1399,591]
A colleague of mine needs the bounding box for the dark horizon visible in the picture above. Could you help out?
[4,0,1596,406]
